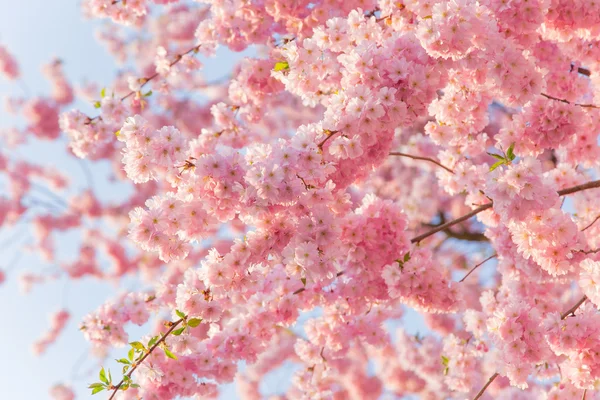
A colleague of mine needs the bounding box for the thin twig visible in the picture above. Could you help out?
[389,151,454,174]
[87,45,202,124]
[473,373,498,400]
[108,318,183,399]
[317,130,339,150]
[560,296,587,320]
[581,215,600,232]
[580,248,600,254]
[70,347,91,381]
[474,296,588,399]
[30,182,69,208]
[541,93,599,109]
[18,79,31,96]
[459,254,497,283]
[76,158,95,191]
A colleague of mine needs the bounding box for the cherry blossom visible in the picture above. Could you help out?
[2,1,600,399]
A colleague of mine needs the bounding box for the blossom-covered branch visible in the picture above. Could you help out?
[412,179,600,243]
[389,151,454,173]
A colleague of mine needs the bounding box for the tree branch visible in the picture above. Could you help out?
[459,254,497,283]
[560,296,587,319]
[412,179,600,244]
[445,229,488,241]
[425,212,488,242]
[317,130,339,150]
[575,66,591,77]
[473,372,498,400]
[581,215,600,232]
[541,93,599,109]
[473,296,588,400]
[389,151,454,174]
[108,318,183,399]
[411,204,492,244]
[86,44,202,124]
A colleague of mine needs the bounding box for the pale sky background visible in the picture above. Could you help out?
[0,2,474,399]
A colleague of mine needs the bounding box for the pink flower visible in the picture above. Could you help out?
[0,45,19,80]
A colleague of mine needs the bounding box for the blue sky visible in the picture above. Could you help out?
[0,1,117,398]
[0,1,246,398]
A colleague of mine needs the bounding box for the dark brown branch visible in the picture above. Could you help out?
[412,179,600,244]
[389,151,454,174]
[108,318,183,399]
[560,296,587,319]
[445,229,488,242]
[557,180,600,196]
[582,215,600,232]
[317,130,339,150]
[580,248,600,254]
[425,212,488,242]
[541,93,599,109]
[459,254,497,283]
[473,373,498,400]
[411,204,492,244]
[576,66,591,77]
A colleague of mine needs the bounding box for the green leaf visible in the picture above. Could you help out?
[403,252,411,263]
[172,327,186,336]
[175,309,186,319]
[489,160,506,172]
[396,259,405,272]
[273,61,289,71]
[116,358,130,364]
[441,355,449,366]
[91,386,105,395]
[88,383,104,389]
[94,101,101,109]
[130,341,146,352]
[131,384,140,388]
[128,348,135,361]
[301,277,306,287]
[99,367,108,384]
[163,347,178,360]
[143,90,152,97]
[100,88,106,98]
[187,318,202,328]
[108,369,112,384]
[506,143,516,161]
[148,335,159,348]
[122,365,129,374]
[486,152,505,161]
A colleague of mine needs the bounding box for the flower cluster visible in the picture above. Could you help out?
[545,302,600,389]
[0,44,19,80]
[32,310,70,355]
[487,158,584,275]
[3,0,600,399]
